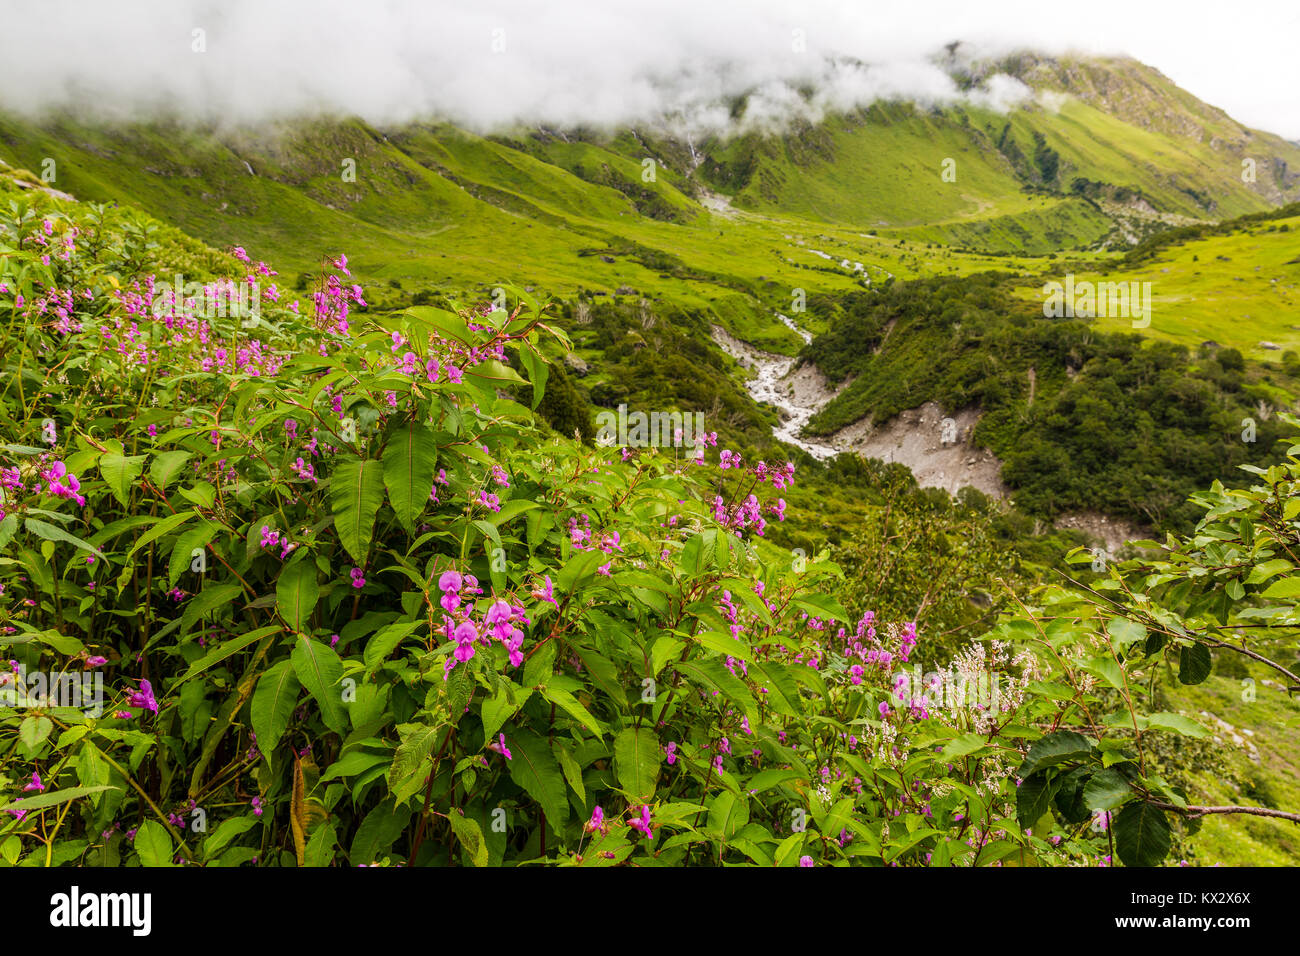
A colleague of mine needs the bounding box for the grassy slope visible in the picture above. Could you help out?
[0,112,1069,358]
[1010,215,1300,361]
[1163,662,1300,866]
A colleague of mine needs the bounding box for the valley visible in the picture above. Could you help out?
[2,33,1299,875]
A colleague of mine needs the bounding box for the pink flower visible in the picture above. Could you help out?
[504,628,525,668]
[530,575,557,607]
[452,621,478,666]
[799,855,814,867]
[484,600,512,627]
[23,772,44,792]
[627,805,654,841]
[586,805,607,835]
[128,679,158,715]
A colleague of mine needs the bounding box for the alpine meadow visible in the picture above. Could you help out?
[2,1,1300,903]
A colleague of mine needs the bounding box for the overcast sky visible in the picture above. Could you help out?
[1,0,1296,139]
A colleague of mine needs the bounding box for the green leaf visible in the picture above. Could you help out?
[276,556,320,633]
[18,714,52,751]
[202,816,259,861]
[0,514,17,551]
[172,625,279,688]
[167,519,219,588]
[126,510,197,559]
[447,810,489,867]
[745,769,803,794]
[76,745,110,803]
[553,740,586,804]
[941,733,989,760]
[178,481,216,509]
[1261,576,1300,599]
[1146,712,1208,738]
[465,358,526,385]
[694,629,752,662]
[99,452,146,507]
[1016,773,1059,829]
[1017,731,1094,778]
[774,832,806,867]
[1083,768,1133,811]
[518,347,549,409]
[1053,767,1092,824]
[23,518,105,559]
[676,658,758,721]
[404,306,473,346]
[1177,643,1213,685]
[613,725,660,802]
[482,684,532,741]
[291,635,348,734]
[1081,654,1125,691]
[330,456,385,565]
[540,685,604,739]
[1106,618,1147,648]
[350,798,410,864]
[180,583,244,634]
[362,620,421,671]
[507,730,569,836]
[792,593,851,624]
[1246,559,1292,586]
[304,823,338,867]
[133,820,175,867]
[388,724,442,806]
[707,791,750,841]
[381,421,436,530]
[251,659,301,753]
[1112,802,1172,867]
[149,450,193,489]
[748,659,803,716]
[322,750,392,782]
[0,785,118,815]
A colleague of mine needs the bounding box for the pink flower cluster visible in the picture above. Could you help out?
[42,461,85,506]
[438,570,530,678]
[313,262,367,337]
[260,525,297,559]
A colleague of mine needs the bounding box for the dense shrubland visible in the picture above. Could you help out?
[804,273,1295,531]
[1,185,1296,868]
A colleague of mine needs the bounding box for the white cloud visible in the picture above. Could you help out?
[0,0,1294,139]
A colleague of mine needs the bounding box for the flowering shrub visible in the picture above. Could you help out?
[0,187,1260,867]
